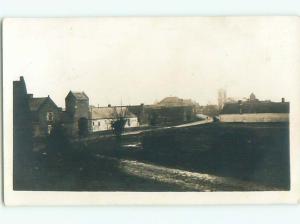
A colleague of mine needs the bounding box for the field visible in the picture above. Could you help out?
[14,122,290,191]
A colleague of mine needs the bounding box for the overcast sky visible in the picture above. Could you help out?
[3,17,300,107]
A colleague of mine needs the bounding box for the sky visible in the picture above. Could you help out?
[3,17,300,108]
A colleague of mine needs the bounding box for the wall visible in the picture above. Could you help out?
[33,100,61,137]
[90,117,139,132]
[219,113,289,123]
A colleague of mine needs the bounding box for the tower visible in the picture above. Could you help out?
[65,91,89,135]
[218,89,227,110]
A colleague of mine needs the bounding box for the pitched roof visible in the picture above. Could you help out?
[28,97,48,111]
[156,97,195,107]
[90,106,137,119]
[66,91,89,100]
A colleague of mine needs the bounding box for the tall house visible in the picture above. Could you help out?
[65,91,89,135]
[218,89,227,110]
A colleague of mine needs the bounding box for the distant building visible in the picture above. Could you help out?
[218,89,227,110]
[145,96,197,126]
[196,104,219,117]
[249,92,257,102]
[127,104,148,125]
[89,106,139,132]
[156,96,196,107]
[219,93,289,122]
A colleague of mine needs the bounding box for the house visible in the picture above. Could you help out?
[144,97,197,126]
[89,106,139,132]
[27,94,61,137]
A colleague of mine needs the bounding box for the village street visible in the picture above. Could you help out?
[124,118,213,136]
[95,154,279,191]
[71,118,214,143]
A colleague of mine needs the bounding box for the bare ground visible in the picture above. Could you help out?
[99,155,280,191]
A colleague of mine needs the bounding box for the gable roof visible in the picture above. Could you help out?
[66,91,89,100]
[28,96,59,112]
[28,97,48,111]
[90,106,137,120]
[156,97,195,107]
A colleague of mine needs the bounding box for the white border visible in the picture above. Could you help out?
[3,17,300,206]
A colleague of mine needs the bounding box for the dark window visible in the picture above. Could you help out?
[47,112,54,121]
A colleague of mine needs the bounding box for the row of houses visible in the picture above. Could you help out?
[14,77,289,141]
[13,77,198,139]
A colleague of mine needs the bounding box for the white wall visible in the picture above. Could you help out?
[91,117,139,132]
[219,113,289,123]
[91,119,113,132]
[124,117,139,128]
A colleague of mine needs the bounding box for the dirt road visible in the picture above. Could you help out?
[97,155,279,191]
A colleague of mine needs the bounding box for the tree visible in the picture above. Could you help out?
[111,116,127,137]
[111,107,128,138]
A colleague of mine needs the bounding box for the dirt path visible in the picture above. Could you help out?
[97,155,280,191]
[123,118,213,136]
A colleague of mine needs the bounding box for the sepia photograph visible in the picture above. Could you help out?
[3,17,300,205]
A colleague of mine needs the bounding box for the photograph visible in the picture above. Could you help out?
[3,17,300,205]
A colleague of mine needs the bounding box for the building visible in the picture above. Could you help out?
[145,97,197,126]
[13,77,200,140]
[127,103,149,126]
[89,106,139,132]
[218,89,227,110]
[28,95,61,137]
[64,91,89,136]
[219,93,289,122]
[13,76,33,155]
[13,76,61,138]
[196,104,219,117]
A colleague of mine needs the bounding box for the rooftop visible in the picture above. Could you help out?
[90,106,137,119]
[66,91,89,100]
[28,97,48,111]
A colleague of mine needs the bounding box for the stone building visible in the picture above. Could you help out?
[64,91,89,136]
[13,76,61,138]
[28,95,61,137]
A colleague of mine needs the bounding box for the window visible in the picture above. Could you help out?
[92,121,94,126]
[47,125,52,135]
[47,112,54,121]
[98,121,100,126]
[127,119,131,126]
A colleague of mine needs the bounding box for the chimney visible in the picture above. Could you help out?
[108,104,111,107]
[282,98,285,103]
